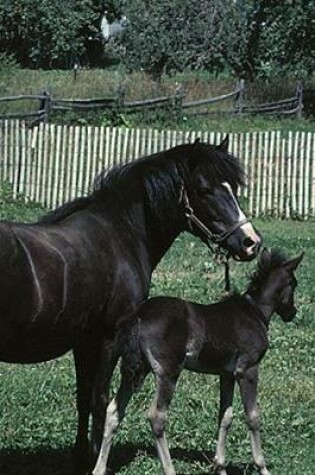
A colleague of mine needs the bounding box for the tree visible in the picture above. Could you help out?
[112,0,314,80]
[113,0,229,78]
[0,0,104,68]
[257,0,315,78]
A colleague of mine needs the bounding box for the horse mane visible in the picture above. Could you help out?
[247,249,288,294]
[38,141,246,225]
[187,141,246,190]
[38,196,92,224]
[92,142,245,215]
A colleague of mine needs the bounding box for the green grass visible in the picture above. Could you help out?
[0,205,313,475]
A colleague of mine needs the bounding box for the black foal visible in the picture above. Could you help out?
[92,249,303,475]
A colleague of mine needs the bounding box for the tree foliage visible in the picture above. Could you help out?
[0,0,313,78]
[113,0,227,77]
[0,0,104,68]
[257,1,315,78]
[113,0,314,79]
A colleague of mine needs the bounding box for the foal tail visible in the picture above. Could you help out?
[118,318,147,392]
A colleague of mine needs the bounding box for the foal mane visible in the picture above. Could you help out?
[247,249,288,294]
[38,141,245,224]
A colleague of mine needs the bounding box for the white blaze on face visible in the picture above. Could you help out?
[222,182,246,221]
[221,182,260,255]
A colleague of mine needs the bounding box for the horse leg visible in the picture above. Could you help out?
[92,361,149,475]
[213,375,235,475]
[73,344,100,474]
[148,371,179,475]
[239,366,271,475]
[91,336,120,462]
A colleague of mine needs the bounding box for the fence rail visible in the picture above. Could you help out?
[0,120,314,219]
[0,81,304,125]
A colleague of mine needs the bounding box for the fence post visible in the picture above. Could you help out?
[173,83,184,123]
[42,88,52,124]
[296,81,303,118]
[234,79,245,115]
[117,84,125,110]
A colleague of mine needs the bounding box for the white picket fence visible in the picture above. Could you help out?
[0,120,314,219]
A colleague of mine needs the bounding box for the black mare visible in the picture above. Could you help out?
[93,249,303,475]
[0,137,261,472]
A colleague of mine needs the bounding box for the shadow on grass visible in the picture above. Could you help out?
[0,447,73,475]
[108,443,257,475]
[0,444,258,475]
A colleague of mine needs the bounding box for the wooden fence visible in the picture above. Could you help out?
[0,80,303,125]
[0,120,314,219]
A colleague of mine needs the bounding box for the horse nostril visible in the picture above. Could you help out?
[243,237,255,248]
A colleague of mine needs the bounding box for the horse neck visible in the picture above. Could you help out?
[146,219,182,268]
[245,283,277,326]
[98,192,184,270]
[136,197,184,268]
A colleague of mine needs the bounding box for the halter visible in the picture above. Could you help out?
[179,184,248,292]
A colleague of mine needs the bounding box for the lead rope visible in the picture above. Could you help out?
[214,251,231,293]
[224,259,231,292]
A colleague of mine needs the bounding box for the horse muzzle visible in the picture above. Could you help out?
[226,222,262,261]
[278,305,297,322]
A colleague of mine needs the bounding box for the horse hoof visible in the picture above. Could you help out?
[72,441,91,475]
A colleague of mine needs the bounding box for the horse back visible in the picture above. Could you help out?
[0,213,152,363]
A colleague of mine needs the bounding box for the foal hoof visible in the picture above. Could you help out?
[214,465,228,475]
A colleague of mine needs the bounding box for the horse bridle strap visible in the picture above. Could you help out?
[179,185,248,293]
[179,185,248,247]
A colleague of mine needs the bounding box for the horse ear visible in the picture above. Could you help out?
[194,137,201,145]
[282,252,304,272]
[218,135,229,152]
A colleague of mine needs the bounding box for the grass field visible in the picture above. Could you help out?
[0,207,313,475]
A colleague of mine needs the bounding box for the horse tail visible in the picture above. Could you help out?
[118,317,147,392]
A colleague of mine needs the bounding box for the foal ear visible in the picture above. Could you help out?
[282,252,304,272]
[260,247,271,260]
[218,135,229,152]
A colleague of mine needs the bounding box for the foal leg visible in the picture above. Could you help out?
[92,362,149,475]
[148,370,179,475]
[239,366,271,475]
[213,375,235,475]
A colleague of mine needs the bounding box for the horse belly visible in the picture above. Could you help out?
[0,307,100,364]
[0,325,74,363]
[184,345,236,375]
